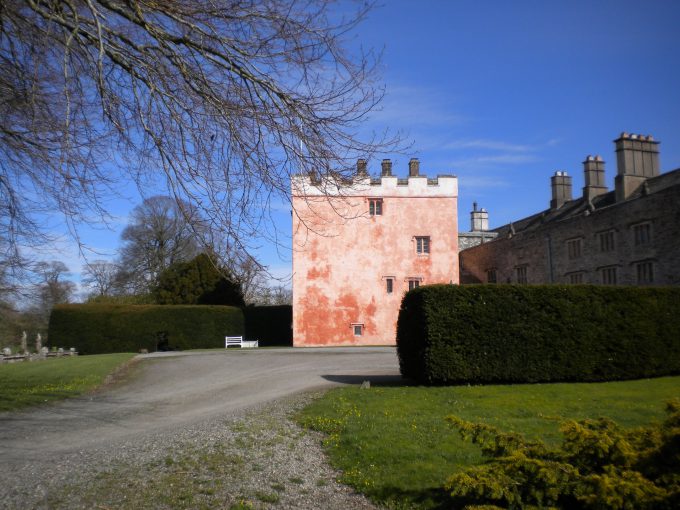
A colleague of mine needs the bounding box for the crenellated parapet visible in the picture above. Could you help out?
[292,158,458,197]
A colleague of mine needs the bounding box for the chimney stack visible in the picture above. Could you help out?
[470,202,489,232]
[550,171,572,210]
[356,158,368,177]
[582,155,607,202]
[381,159,392,176]
[614,133,660,201]
[408,158,420,177]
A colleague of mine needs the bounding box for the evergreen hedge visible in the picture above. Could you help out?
[243,305,292,347]
[396,285,680,385]
[48,304,244,354]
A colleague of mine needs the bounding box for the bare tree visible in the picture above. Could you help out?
[81,259,119,297]
[265,285,293,306]
[117,196,201,292]
[32,261,76,320]
[0,0,396,274]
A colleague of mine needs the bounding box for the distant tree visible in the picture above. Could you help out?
[85,293,155,305]
[82,260,119,297]
[118,196,201,293]
[35,261,75,307]
[250,284,293,306]
[267,285,293,306]
[32,261,76,325]
[154,254,244,307]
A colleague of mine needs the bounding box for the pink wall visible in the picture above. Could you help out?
[292,173,458,346]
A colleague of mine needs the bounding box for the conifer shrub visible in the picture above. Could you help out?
[243,305,292,347]
[153,253,245,306]
[48,304,244,354]
[444,400,680,509]
[396,284,680,384]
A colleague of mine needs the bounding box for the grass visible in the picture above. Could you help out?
[0,353,136,412]
[297,375,680,509]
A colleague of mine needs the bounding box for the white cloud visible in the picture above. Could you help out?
[443,139,535,152]
[449,153,540,168]
[457,175,511,190]
[366,84,467,129]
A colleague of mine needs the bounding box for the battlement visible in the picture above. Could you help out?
[292,158,458,197]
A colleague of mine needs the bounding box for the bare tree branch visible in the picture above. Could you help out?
[0,0,399,281]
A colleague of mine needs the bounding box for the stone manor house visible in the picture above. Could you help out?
[460,133,680,286]
[291,132,678,346]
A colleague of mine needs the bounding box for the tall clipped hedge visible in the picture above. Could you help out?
[49,304,244,354]
[243,305,292,347]
[397,284,680,385]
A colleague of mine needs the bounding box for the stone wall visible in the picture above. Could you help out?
[460,183,680,286]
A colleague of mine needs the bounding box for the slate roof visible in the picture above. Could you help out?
[492,167,680,237]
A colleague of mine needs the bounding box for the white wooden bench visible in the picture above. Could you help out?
[225,336,259,348]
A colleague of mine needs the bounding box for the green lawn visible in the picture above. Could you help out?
[297,376,680,509]
[0,353,136,412]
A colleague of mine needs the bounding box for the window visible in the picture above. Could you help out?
[567,238,582,259]
[407,278,421,291]
[368,198,383,216]
[516,266,527,284]
[486,269,497,284]
[352,324,363,336]
[385,277,394,294]
[415,236,430,254]
[633,223,651,246]
[601,266,617,285]
[569,272,584,284]
[599,230,615,252]
[635,261,654,284]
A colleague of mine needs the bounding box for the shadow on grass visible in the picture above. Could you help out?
[370,486,453,510]
[321,374,412,386]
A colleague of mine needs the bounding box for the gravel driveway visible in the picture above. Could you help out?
[0,347,401,509]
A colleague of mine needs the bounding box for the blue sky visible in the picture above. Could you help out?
[360,0,680,227]
[39,0,680,291]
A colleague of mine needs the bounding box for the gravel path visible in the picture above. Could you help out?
[0,348,400,509]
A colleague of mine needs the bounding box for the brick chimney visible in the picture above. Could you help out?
[582,155,607,202]
[381,159,393,176]
[356,158,368,177]
[408,158,420,177]
[614,133,660,202]
[550,171,572,210]
[470,202,489,232]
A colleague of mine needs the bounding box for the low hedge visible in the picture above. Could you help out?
[396,284,680,385]
[243,305,292,347]
[48,304,244,354]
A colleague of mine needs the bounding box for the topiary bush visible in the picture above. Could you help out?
[243,305,292,347]
[153,253,245,306]
[444,400,680,509]
[396,284,680,384]
[48,304,244,354]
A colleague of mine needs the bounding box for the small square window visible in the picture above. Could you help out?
[415,236,430,254]
[516,266,527,284]
[601,266,617,285]
[369,199,383,216]
[486,269,497,284]
[635,261,653,284]
[569,272,584,284]
[407,279,421,291]
[567,238,582,259]
[599,231,615,252]
[386,278,394,294]
[353,324,363,336]
[633,223,651,246]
